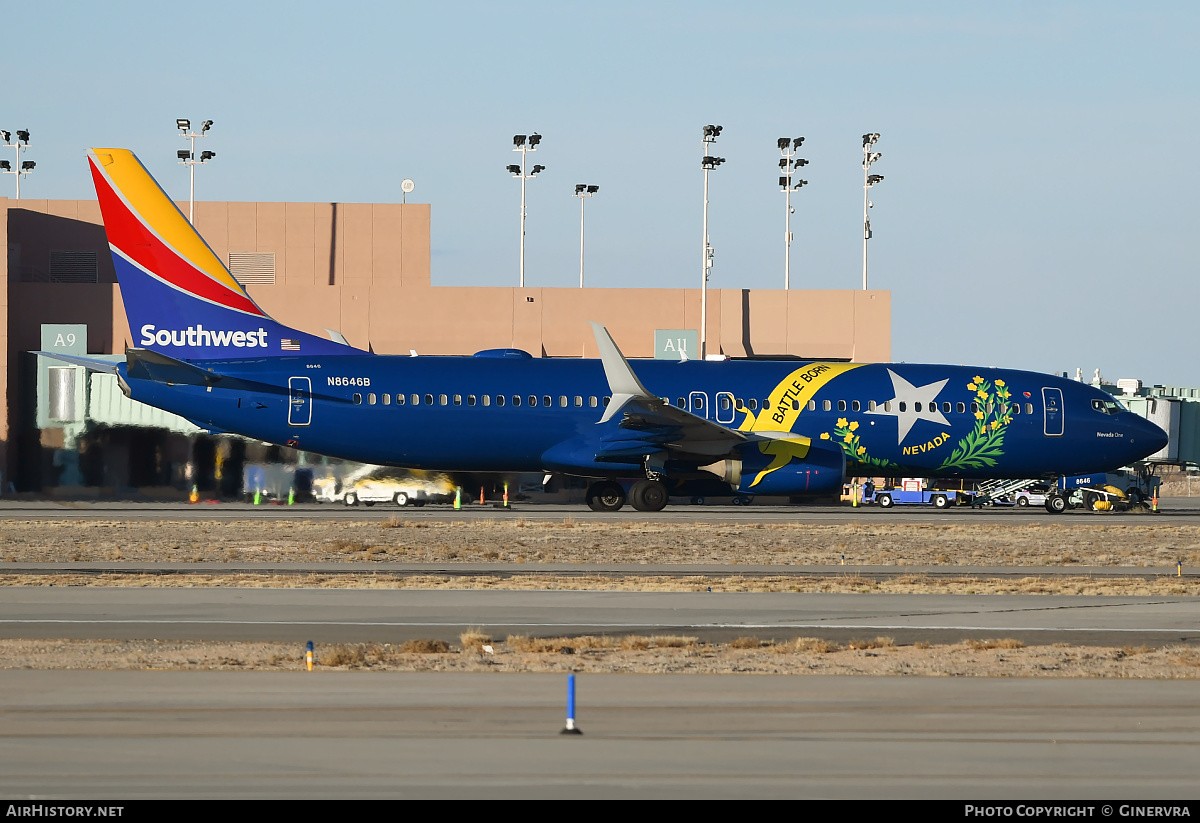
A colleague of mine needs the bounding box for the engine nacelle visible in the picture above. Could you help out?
[700,436,845,496]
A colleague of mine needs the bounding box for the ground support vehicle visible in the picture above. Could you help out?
[863,484,959,509]
[1043,469,1160,513]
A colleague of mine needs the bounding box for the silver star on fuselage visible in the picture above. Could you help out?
[867,369,950,444]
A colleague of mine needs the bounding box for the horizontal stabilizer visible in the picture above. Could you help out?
[32,352,119,373]
[125,348,225,386]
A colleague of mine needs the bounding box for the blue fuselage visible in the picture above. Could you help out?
[121,353,1168,484]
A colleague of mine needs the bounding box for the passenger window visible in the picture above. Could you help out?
[868,400,876,411]
[676,397,685,408]
[575,396,583,407]
[439,394,448,406]
[559,396,568,407]
[883,401,891,412]
[1025,403,1034,414]
[453,394,462,406]
[529,395,538,407]
[808,400,816,411]
[381,394,390,406]
[1012,402,1020,415]
[353,393,362,405]
[971,402,979,413]
[411,394,419,405]
[899,402,907,412]
[720,396,732,411]
[748,399,758,411]
[822,400,831,411]
[734,398,744,410]
[543,395,552,407]
[694,396,705,410]
[837,400,846,411]
[397,394,405,406]
[424,394,433,406]
[793,400,801,410]
[512,396,521,407]
[590,396,598,407]
[957,402,965,413]
[368,393,377,405]
[496,395,505,407]
[467,395,476,406]
[942,402,950,413]
[852,400,861,412]
[482,395,491,407]
[914,402,921,412]
[603,396,611,406]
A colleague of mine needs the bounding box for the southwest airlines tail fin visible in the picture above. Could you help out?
[87,148,369,360]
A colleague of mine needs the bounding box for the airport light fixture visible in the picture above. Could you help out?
[700,125,724,359]
[861,132,883,290]
[777,136,808,289]
[573,184,599,288]
[177,118,216,224]
[1,129,35,200]
[509,133,544,288]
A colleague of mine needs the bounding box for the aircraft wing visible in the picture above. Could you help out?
[590,322,751,461]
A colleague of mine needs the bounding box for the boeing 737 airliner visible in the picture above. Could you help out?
[38,148,1168,513]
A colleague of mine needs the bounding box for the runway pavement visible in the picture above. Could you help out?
[2,587,1197,646]
[0,497,1197,523]
[2,671,1198,798]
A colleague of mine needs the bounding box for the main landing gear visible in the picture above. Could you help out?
[585,479,669,512]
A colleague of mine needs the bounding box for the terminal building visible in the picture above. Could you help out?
[1,195,891,495]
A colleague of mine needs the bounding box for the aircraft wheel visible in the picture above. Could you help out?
[587,481,626,512]
[394,492,409,507]
[1045,494,1067,514]
[932,494,948,509]
[1016,496,1029,507]
[877,493,893,509]
[1126,489,1143,505]
[343,492,358,507]
[630,479,668,512]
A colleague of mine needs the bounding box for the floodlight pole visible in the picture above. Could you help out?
[574,185,597,288]
[861,133,882,290]
[778,137,806,289]
[1,133,34,200]
[177,119,215,224]
[700,126,722,360]
[511,134,542,288]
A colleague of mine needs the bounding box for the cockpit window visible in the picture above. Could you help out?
[1091,398,1123,415]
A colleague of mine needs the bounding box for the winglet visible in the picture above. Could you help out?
[589,322,657,423]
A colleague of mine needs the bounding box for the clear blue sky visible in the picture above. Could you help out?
[11,1,1199,384]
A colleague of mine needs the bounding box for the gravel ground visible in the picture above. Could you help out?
[1,518,1198,567]
[3,637,1198,679]
[3,518,1198,677]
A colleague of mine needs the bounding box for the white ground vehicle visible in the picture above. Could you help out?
[1012,487,1049,507]
[312,473,452,507]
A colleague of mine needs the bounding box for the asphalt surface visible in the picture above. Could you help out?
[3,672,1198,799]
[0,497,1196,523]
[2,588,1198,647]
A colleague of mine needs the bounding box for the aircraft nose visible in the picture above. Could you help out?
[1130,414,1168,458]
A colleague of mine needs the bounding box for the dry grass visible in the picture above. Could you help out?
[965,638,1025,651]
[7,519,1200,569]
[399,638,450,654]
[848,636,895,650]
